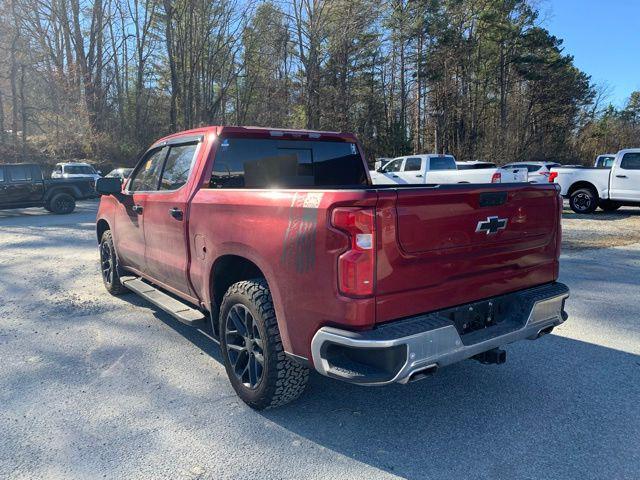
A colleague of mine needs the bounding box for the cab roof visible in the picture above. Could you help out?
[154,125,357,145]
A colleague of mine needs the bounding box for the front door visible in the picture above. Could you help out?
[142,140,200,297]
[396,157,424,183]
[113,146,168,271]
[610,152,640,202]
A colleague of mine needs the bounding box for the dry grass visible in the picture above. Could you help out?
[561,206,640,250]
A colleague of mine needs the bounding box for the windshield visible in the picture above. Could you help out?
[65,165,96,174]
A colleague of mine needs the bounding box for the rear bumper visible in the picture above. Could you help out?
[311,282,569,385]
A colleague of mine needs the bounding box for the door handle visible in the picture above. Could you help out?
[392,175,399,178]
[169,207,183,220]
[415,174,423,178]
[616,175,628,178]
[131,204,143,214]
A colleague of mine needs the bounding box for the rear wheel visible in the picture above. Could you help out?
[99,230,128,295]
[569,188,597,214]
[49,192,76,214]
[599,200,621,212]
[219,279,309,409]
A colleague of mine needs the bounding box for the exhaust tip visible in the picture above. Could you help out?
[537,325,555,338]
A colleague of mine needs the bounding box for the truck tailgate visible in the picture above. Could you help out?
[375,184,561,323]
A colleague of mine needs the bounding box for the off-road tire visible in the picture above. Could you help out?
[569,187,598,214]
[599,200,621,212]
[219,279,309,409]
[99,230,128,295]
[49,192,76,214]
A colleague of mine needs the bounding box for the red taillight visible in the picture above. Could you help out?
[548,171,558,183]
[491,172,501,183]
[331,207,375,297]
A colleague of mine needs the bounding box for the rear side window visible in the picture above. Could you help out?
[209,138,367,188]
[0,168,4,182]
[429,156,456,170]
[404,158,422,172]
[7,165,32,182]
[160,143,198,190]
[526,165,541,173]
[129,147,167,191]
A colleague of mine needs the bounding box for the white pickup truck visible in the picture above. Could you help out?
[551,148,640,213]
[370,154,527,185]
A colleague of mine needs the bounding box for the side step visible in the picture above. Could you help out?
[121,276,205,326]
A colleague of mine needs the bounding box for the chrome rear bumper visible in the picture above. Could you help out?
[311,282,569,385]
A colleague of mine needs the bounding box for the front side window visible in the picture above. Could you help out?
[8,165,32,182]
[620,152,640,170]
[128,147,167,191]
[404,158,422,172]
[429,156,456,171]
[210,138,367,188]
[54,165,62,174]
[380,158,403,173]
[160,143,198,190]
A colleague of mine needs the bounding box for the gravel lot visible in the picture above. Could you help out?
[1,201,639,480]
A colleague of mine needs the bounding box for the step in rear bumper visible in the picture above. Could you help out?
[310,282,569,386]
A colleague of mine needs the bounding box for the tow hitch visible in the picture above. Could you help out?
[472,348,506,365]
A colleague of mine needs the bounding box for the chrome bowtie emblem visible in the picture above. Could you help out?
[476,216,508,235]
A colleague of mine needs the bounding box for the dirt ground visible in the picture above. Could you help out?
[561,205,640,250]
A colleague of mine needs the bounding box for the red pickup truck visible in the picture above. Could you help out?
[95,126,569,409]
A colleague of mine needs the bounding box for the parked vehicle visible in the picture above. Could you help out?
[502,162,560,183]
[52,162,102,182]
[96,126,569,409]
[594,154,616,168]
[0,163,96,214]
[106,168,133,179]
[370,154,527,184]
[456,161,497,169]
[550,148,640,213]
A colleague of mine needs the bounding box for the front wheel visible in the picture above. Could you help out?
[49,193,76,214]
[99,230,128,295]
[219,279,309,410]
[569,188,598,214]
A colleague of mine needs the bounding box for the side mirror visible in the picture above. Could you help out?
[96,177,122,195]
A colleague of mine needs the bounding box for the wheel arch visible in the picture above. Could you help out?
[96,218,110,243]
[44,187,77,203]
[207,252,291,352]
[568,181,599,199]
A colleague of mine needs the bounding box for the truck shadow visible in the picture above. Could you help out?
[139,301,639,480]
[562,206,640,221]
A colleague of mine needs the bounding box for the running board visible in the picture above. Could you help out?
[121,276,205,326]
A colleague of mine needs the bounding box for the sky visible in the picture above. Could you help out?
[544,0,640,108]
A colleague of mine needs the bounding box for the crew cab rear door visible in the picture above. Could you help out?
[141,137,202,297]
[375,183,561,323]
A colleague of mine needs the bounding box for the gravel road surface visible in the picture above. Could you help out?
[1,201,639,479]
